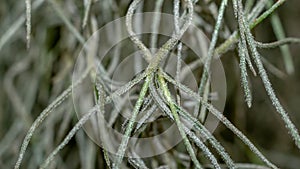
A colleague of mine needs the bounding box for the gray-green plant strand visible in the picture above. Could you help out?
[126,0,193,72]
[96,83,112,169]
[247,0,268,22]
[134,104,158,134]
[40,106,100,169]
[112,74,152,169]
[25,0,31,48]
[268,0,294,74]
[128,152,149,169]
[128,158,148,169]
[40,73,151,168]
[0,122,23,156]
[161,71,278,169]
[232,0,300,150]
[255,38,300,49]
[174,104,235,169]
[205,163,273,169]
[149,80,233,168]
[157,72,202,169]
[82,0,92,28]
[196,0,228,119]
[243,13,300,150]
[238,39,253,107]
[233,0,253,107]
[174,0,180,34]
[244,0,255,14]
[175,42,182,105]
[250,0,286,30]
[261,57,286,79]
[14,67,91,169]
[215,0,286,56]
[174,0,181,105]
[199,0,228,87]
[235,0,257,77]
[126,0,152,62]
[103,150,112,169]
[150,0,164,52]
[183,127,221,169]
[0,0,44,51]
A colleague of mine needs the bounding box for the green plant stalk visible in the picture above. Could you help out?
[113,74,152,169]
[251,0,286,29]
[215,0,287,56]
[103,150,111,169]
[157,72,202,169]
[268,0,294,74]
[248,0,268,23]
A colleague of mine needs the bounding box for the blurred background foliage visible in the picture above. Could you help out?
[0,0,300,168]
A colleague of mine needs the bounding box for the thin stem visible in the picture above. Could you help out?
[126,0,152,62]
[0,0,44,51]
[149,78,234,168]
[238,39,253,107]
[174,104,235,169]
[150,0,164,53]
[199,0,228,93]
[196,0,228,122]
[161,72,278,169]
[268,0,294,74]
[25,0,31,48]
[215,0,287,56]
[250,0,286,30]
[245,0,255,14]
[40,107,99,169]
[112,74,152,169]
[233,0,253,107]
[175,42,182,105]
[243,11,300,150]
[255,38,300,48]
[14,67,91,169]
[82,0,92,28]
[147,0,193,72]
[247,0,268,22]
[157,72,202,169]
